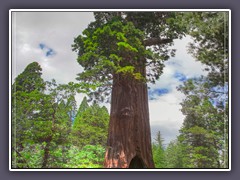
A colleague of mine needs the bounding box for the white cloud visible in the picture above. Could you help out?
[149,89,185,144]
[12,12,95,107]
[148,36,207,144]
[12,12,94,84]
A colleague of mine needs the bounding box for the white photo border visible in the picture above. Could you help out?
[9,9,231,172]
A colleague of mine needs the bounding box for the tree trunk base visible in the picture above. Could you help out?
[104,73,154,168]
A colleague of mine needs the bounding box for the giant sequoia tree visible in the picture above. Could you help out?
[72,12,186,168]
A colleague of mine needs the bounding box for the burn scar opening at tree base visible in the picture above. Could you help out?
[129,155,146,168]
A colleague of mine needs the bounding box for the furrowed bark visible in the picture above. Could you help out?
[104,63,154,168]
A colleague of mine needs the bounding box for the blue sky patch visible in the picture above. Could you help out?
[46,48,56,57]
[39,43,45,50]
[209,85,228,108]
[174,72,187,82]
[148,88,170,100]
[210,85,227,94]
[166,61,181,67]
[39,43,56,57]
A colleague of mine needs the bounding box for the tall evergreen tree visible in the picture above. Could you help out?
[178,77,226,168]
[184,11,229,168]
[72,12,187,168]
[12,62,46,168]
[75,96,89,118]
[164,139,184,168]
[152,131,166,168]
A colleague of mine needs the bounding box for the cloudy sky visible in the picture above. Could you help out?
[12,11,207,145]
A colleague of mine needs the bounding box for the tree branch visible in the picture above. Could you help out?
[144,38,173,47]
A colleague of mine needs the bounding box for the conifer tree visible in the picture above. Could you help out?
[72,12,187,168]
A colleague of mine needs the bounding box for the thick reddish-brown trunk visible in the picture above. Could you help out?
[104,65,154,168]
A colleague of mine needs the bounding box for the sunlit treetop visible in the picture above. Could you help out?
[72,12,187,102]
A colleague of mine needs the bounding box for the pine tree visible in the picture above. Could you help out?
[178,77,226,168]
[75,96,89,118]
[164,139,184,168]
[184,11,229,168]
[12,62,46,168]
[152,131,166,168]
[72,99,109,148]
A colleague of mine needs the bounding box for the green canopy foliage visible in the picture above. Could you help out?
[72,100,109,148]
[72,12,187,101]
[186,12,229,87]
[13,62,45,93]
[177,77,227,168]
